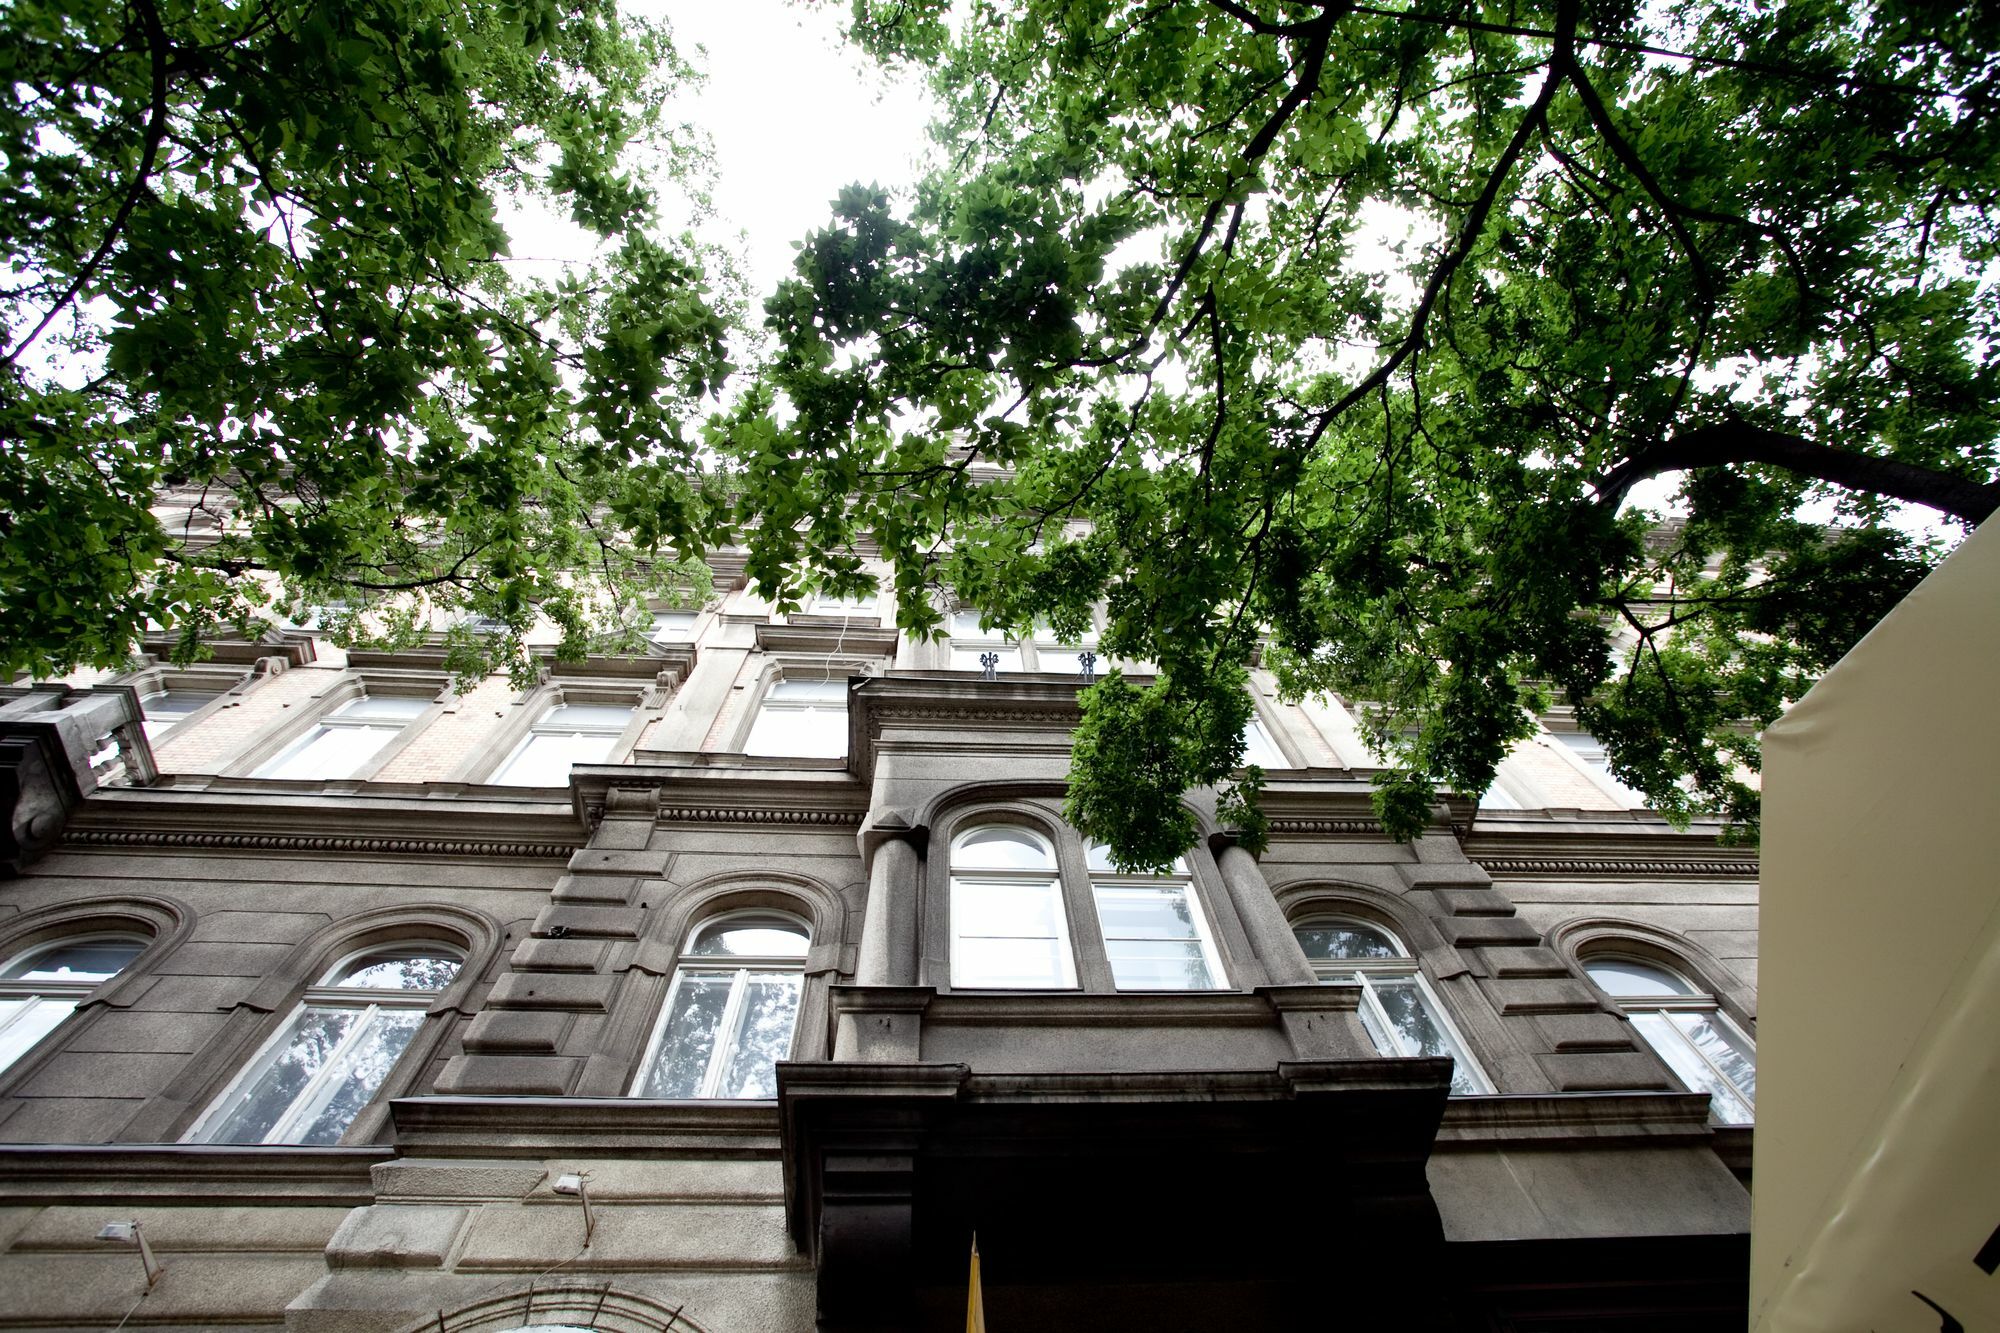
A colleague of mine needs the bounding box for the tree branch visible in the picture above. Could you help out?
[1595,419,2000,523]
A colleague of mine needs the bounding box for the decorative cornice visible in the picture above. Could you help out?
[657,805,864,827]
[1477,856,1759,880]
[62,828,576,859]
[1267,817,1386,836]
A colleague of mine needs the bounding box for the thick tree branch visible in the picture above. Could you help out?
[1595,419,2000,523]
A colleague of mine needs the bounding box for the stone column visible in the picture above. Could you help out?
[855,814,927,987]
[1210,834,1319,986]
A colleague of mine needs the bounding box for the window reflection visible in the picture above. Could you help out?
[633,913,810,1100]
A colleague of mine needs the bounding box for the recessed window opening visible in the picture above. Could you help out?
[633,912,811,1100]
[138,688,221,742]
[950,827,1076,989]
[494,702,635,785]
[743,677,848,758]
[186,943,463,1145]
[255,693,430,780]
[0,935,147,1074]
[1585,955,1755,1123]
[1085,844,1226,990]
[1294,916,1490,1095]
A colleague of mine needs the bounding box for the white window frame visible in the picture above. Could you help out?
[253,693,433,780]
[630,912,811,1100]
[742,674,851,758]
[1295,916,1491,1095]
[0,934,148,1077]
[183,943,463,1146]
[492,699,640,786]
[948,826,1079,990]
[1086,847,1228,991]
[805,590,879,618]
[944,609,1096,675]
[1585,955,1755,1123]
[648,608,701,643]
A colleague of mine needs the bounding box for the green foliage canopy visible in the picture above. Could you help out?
[730,0,2000,860]
[0,0,734,678]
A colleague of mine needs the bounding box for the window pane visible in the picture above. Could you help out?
[952,878,1064,937]
[712,972,802,1098]
[495,731,620,785]
[956,828,1054,871]
[1633,1012,1754,1123]
[329,952,462,991]
[953,937,1075,989]
[1084,843,1187,874]
[1668,1011,1758,1104]
[198,1006,363,1143]
[1241,718,1287,768]
[744,699,847,757]
[4,939,143,982]
[637,973,734,1098]
[1585,959,1697,998]
[1294,923,1402,961]
[1371,980,1482,1096]
[1102,939,1216,990]
[766,679,847,703]
[0,997,76,1070]
[288,1007,425,1145]
[539,703,635,731]
[651,611,698,642]
[1093,885,1198,940]
[259,723,404,780]
[951,645,1021,673]
[335,696,430,722]
[687,918,810,958]
[140,689,219,740]
[950,611,1002,638]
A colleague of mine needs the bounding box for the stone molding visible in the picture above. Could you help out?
[1432,1090,1721,1148]
[388,1095,782,1158]
[0,1144,382,1203]
[1476,855,1759,880]
[61,828,576,859]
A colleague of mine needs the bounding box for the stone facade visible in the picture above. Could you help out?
[0,591,1756,1330]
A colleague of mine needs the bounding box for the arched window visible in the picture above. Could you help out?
[950,827,1075,989]
[187,943,463,1145]
[1085,844,1226,990]
[1293,917,1490,1095]
[1585,956,1755,1124]
[633,913,810,1099]
[0,935,147,1075]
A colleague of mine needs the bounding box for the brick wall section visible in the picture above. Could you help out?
[149,664,333,775]
[374,676,523,783]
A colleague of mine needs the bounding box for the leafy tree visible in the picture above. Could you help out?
[0,0,734,680]
[732,0,2000,860]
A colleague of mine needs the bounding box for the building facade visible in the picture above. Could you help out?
[0,576,1757,1330]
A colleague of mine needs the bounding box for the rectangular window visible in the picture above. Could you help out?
[743,679,848,758]
[139,688,221,742]
[255,695,430,780]
[1241,717,1288,769]
[651,610,699,642]
[494,703,635,785]
[950,876,1076,988]
[1086,851,1226,990]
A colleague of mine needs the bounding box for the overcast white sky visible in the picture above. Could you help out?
[501,0,938,314]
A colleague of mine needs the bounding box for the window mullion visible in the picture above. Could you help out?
[1353,973,1402,1056]
[700,970,751,1098]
